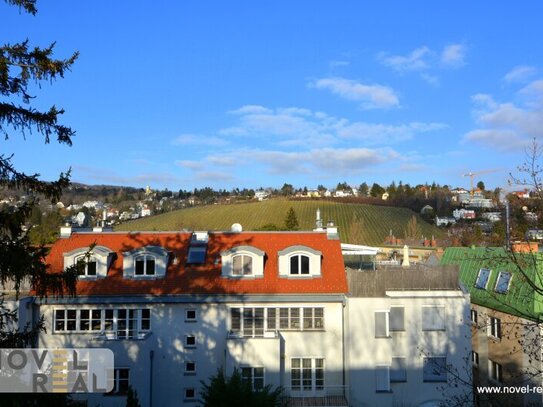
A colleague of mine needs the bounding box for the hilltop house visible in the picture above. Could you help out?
[6,225,472,407]
[441,247,543,406]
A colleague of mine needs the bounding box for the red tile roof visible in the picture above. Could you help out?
[46,231,348,296]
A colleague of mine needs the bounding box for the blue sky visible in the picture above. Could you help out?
[3,1,543,191]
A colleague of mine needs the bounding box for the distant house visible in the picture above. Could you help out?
[381,192,389,201]
[453,208,476,220]
[481,212,501,222]
[526,228,543,241]
[254,191,269,201]
[141,206,152,217]
[513,190,530,199]
[324,190,332,197]
[307,190,320,198]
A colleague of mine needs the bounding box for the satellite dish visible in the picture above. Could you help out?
[231,223,243,233]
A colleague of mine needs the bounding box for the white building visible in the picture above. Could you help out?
[20,227,472,406]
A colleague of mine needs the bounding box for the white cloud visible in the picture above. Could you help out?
[171,134,228,147]
[420,73,439,86]
[311,77,400,109]
[378,47,430,72]
[228,105,272,115]
[175,160,203,170]
[218,105,444,147]
[464,80,543,149]
[329,60,350,68]
[440,44,466,68]
[503,65,537,83]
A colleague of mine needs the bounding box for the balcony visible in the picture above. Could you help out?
[280,386,349,407]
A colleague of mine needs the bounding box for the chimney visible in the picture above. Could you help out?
[60,225,72,238]
[325,220,339,240]
[401,245,410,267]
[314,208,324,231]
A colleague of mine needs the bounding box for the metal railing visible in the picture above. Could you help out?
[280,385,349,407]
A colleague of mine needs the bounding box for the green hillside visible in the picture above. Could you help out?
[116,199,444,246]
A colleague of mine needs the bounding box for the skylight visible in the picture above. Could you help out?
[187,232,208,264]
[475,268,491,289]
[495,271,512,294]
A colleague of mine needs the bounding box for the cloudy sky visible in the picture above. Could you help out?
[3,1,543,191]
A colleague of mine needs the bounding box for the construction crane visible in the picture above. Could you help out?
[463,169,500,197]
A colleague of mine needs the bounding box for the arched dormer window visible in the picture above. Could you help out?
[63,246,114,279]
[221,246,265,279]
[135,254,156,276]
[123,246,169,279]
[278,246,322,278]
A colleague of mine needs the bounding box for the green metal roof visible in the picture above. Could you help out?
[441,247,543,321]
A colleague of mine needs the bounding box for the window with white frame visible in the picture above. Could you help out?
[135,254,155,276]
[74,255,97,277]
[422,306,445,331]
[184,388,196,401]
[375,365,390,392]
[423,357,447,382]
[472,351,479,367]
[109,368,129,395]
[122,246,169,278]
[470,309,478,324]
[489,316,501,339]
[185,361,196,374]
[475,268,491,289]
[242,367,265,391]
[278,246,322,278]
[375,311,389,338]
[233,254,253,276]
[495,271,512,294]
[64,245,114,279]
[54,308,151,339]
[185,309,197,322]
[185,335,196,348]
[290,254,310,275]
[489,359,502,382]
[390,357,407,382]
[291,358,324,391]
[232,307,324,335]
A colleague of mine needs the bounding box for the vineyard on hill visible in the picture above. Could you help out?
[116,199,445,245]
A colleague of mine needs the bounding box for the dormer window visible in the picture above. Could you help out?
[221,246,265,279]
[122,246,169,279]
[278,246,322,278]
[63,246,114,279]
[75,255,97,277]
[135,255,155,276]
[290,255,310,275]
[233,254,253,276]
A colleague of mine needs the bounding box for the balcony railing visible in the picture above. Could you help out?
[226,330,279,339]
[280,386,349,407]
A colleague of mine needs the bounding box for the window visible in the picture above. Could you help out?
[242,367,265,391]
[232,255,253,276]
[110,368,129,395]
[495,272,512,294]
[470,309,478,324]
[422,306,445,331]
[489,360,502,383]
[184,388,196,400]
[475,268,491,289]
[230,308,264,337]
[185,335,196,348]
[389,307,405,332]
[232,307,324,335]
[423,357,447,382]
[75,255,97,277]
[187,246,206,264]
[290,255,310,275]
[185,309,197,322]
[489,317,501,339]
[54,308,150,338]
[185,361,196,374]
[135,255,155,276]
[390,357,407,382]
[291,358,324,391]
[472,351,479,367]
[375,311,389,338]
[375,366,390,392]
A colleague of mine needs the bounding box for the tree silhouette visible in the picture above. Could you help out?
[284,207,299,231]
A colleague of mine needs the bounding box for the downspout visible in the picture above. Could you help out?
[149,350,154,407]
[341,296,347,401]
